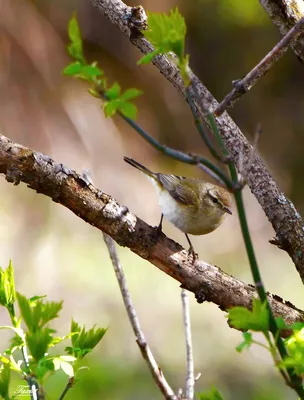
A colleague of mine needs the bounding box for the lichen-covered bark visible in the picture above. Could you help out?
[90,0,304,282]
[260,0,304,62]
[0,133,302,336]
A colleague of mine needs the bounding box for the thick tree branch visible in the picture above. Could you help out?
[90,0,304,283]
[260,0,304,63]
[0,133,303,337]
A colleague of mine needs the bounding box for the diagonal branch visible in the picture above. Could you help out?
[215,16,304,116]
[0,132,302,337]
[89,0,304,283]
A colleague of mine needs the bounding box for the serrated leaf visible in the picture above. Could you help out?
[105,82,121,100]
[118,101,137,120]
[16,293,33,331]
[26,329,53,362]
[17,292,63,332]
[144,9,186,60]
[120,88,143,101]
[69,320,107,359]
[228,299,269,332]
[0,261,16,313]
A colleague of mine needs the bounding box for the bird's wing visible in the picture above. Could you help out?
[157,174,196,205]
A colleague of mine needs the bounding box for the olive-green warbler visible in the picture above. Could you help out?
[124,157,232,259]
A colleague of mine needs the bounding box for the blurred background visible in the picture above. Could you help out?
[1,0,304,399]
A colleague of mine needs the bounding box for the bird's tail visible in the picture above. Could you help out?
[123,157,155,178]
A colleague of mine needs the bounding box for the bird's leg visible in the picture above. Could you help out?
[155,214,164,236]
[185,234,198,262]
[152,214,164,245]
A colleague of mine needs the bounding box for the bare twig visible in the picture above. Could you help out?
[90,0,304,282]
[103,233,177,400]
[215,17,304,116]
[0,133,303,335]
[181,289,194,400]
[58,377,74,400]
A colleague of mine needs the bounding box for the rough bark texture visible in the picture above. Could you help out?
[0,133,302,337]
[260,0,304,62]
[90,0,304,283]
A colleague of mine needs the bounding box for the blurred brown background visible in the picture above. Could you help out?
[1,0,304,399]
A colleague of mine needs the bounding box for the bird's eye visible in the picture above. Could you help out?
[212,197,219,204]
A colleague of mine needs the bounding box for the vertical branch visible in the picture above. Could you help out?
[21,346,39,400]
[181,289,194,400]
[103,233,177,400]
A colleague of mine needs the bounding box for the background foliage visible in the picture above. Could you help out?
[1,0,304,398]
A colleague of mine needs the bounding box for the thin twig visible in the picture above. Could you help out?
[215,17,304,116]
[185,87,225,162]
[21,346,39,400]
[102,233,177,400]
[181,289,194,400]
[98,88,233,189]
[58,377,74,400]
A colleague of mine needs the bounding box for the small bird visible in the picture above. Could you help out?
[124,157,232,259]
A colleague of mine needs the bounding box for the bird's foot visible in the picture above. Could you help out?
[188,245,198,263]
[152,223,163,245]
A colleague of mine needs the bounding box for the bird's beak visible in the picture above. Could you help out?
[222,206,232,215]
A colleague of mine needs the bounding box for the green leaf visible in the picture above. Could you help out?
[67,320,107,359]
[282,327,304,374]
[80,64,103,79]
[139,9,190,84]
[36,356,55,380]
[120,88,143,101]
[137,50,159,65]
[0,363,10,399]
[63,62,83,76]
[17,293,63,332]
[105,82,121,100]
[236,331,253,353]
[228,299,269,332]
[26,329,53,362]
[104,100,119,118]
[275,317,289,331]
[29,295,47,303]
[197,386,224,400]
[0,261,16,315]
[118,101,137,120]
[67,14,85,63]
[144,9,186,61]
[63,62,103,83]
